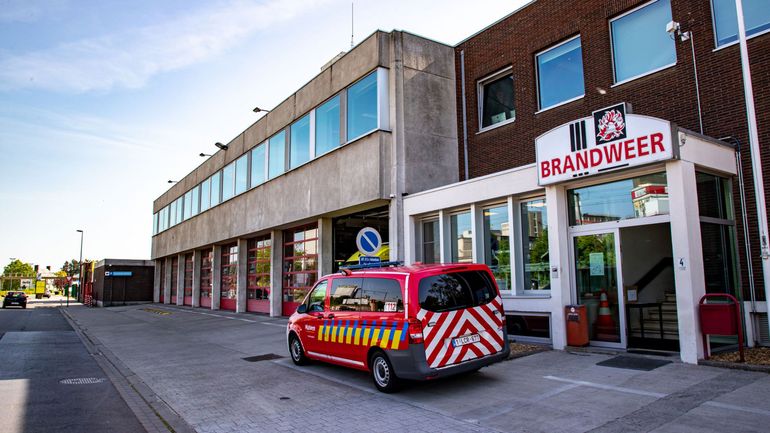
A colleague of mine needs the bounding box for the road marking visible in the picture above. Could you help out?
[703,401,770,417]
[544,375,667,398]
[261,322,286,328]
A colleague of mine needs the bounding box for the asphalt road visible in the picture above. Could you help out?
[0,297,146,433]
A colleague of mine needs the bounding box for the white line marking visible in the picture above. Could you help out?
[703,401,770,417]
[544,376,667,398]
[261,322,286,328]
[237,318,257,322]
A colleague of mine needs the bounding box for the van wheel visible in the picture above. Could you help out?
[370,351,400,393]
[289,335,309,366]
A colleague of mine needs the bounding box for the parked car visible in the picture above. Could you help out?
[287,263,510,392]
[3,292,28,309]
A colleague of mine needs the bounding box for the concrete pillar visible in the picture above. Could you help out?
[176,253,185,306]
[236,238,248,313]
[404,215,417,264]
[212,245,222,310]
[192,249,201,308]
[439,210,450,263]
[471,203,483,264]
[318,218,333,277]
[163,257,172,304]
[153,259,161,303]
[270,230,284,317]
[545,184,571,351]
[667,160,707,364]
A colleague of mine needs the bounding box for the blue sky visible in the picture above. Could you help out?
[0,0,526,270]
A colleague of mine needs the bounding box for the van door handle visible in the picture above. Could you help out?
[327,314,335,319]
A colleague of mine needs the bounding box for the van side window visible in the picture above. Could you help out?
[360,278,403,313]
[305,280,328,313]
[418,271,496,312]
[330,278,363,311]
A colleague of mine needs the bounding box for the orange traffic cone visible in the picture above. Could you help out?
[594,289,618,341]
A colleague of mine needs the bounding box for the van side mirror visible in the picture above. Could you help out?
[296,304,307,314]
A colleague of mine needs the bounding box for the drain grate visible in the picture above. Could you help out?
[60,377,107,385]
[243,353,283,362]
[596,355,671,371]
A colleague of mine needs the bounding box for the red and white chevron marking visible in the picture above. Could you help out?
[416,297,504,369]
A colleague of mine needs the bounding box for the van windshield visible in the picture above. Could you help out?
[417,270,497,312]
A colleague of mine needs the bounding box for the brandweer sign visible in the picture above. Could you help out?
[535,103,674,185]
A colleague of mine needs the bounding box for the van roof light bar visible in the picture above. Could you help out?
[340,261,404,271]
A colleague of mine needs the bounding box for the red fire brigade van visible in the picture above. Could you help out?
[286,263,510,392]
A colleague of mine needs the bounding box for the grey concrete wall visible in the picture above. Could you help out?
[163,257,171,304]
[236,238,248,313]
[153,31,390,213]
[269,230,283,317]
[153,260,161,303]
[152,134,385,258]
[192,249,201,308]
[176,253,185,306]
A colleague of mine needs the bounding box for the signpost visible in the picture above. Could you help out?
[356,227,382,267]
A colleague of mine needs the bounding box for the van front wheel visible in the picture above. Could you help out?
[289,335,309,366]
[370,351,400,393]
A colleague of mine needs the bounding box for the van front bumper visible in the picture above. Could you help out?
[388,335,510,381]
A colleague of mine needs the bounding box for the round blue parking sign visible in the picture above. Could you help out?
[356,227,382,257]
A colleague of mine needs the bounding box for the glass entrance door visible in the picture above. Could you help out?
[573,230,625,347]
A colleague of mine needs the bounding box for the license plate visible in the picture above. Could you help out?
[452,333,480,347]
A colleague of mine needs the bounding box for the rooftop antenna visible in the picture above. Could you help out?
[350,2,354,49]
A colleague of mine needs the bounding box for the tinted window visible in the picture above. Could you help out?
[315,95,340,155]
[304,280,328,313]
[712,0,770,46]
[418,271,496,312]
[360,278,403,313]
[536,36,584,110]
[290,114,311,169]
[222,162,235,201]
[611,0,675,83]
[268,131,286,179]
[330,278,362,311]
[347,72,378,140]
[480,73,515,128]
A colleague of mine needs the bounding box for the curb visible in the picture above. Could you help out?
[59,307,197,433]
[698,359,770,374]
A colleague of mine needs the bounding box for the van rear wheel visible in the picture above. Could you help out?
[370,351,400,393]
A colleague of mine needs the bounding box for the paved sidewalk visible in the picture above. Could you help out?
[64,304,770,433]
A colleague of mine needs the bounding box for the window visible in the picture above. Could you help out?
[483,205,511,291]
[360,278,403,313]
[611,0,676,83]
[450,212,473,263]
[247,237,271,301]
[421,220,440,264]
[418,270,496,312]
[569,172,668,225]
[506,314,551,339]
[159,206,168,232]
[347,72,378,140]
[200,178,211,211]
[282,225,319,305]
[222,162,235,202]
[268,131,286,179]
[190,185,199,217]
[183,189,193,220]
[176,198,183,225]
[235,154,249,195]
[152,213,158,235]
[304,280,328,313]
[315,95,340,155]
[169,198,179,226]
[210,171,221,207]
[330,278,362,311]
[521,199,550,291]
[220,244,237,301]
[251,143,266,187]
[712,0,770,46]
[479,70,515,129]
[536,36,585,110]
[290,114,311,169]
[697,173,739,296]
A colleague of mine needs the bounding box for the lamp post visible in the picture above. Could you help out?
[74,229,83,307]
[734,0,770,342]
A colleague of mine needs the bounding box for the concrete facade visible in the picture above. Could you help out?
[151,31,458,317]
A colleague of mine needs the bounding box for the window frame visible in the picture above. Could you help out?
[711,0,770,49]
[535,35,586,112]
[609,0,677,87]
[477,66,516,133]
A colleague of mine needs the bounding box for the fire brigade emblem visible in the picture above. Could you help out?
[593,103,628,143]
[596,110,625,142]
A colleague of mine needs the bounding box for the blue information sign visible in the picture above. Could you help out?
[359,256,382,266]
[106,271,133,277]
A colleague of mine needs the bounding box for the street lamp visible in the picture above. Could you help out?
[74,229,83,307]
[199,153,212,157]
[167,180,178,184]
[214,142,228,151]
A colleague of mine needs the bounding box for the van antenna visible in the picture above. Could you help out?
[350,2,354,49]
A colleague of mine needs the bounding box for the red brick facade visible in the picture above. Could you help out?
[456,0,770,300]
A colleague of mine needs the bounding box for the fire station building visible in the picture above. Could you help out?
[152,0,770,364]
[151,31,459,316]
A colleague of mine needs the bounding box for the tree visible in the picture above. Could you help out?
[2,259,35,291]
[61,260,81,277]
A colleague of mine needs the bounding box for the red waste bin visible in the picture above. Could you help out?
[566,305,589,347]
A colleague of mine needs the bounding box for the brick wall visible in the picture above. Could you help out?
[456,0,770,300]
